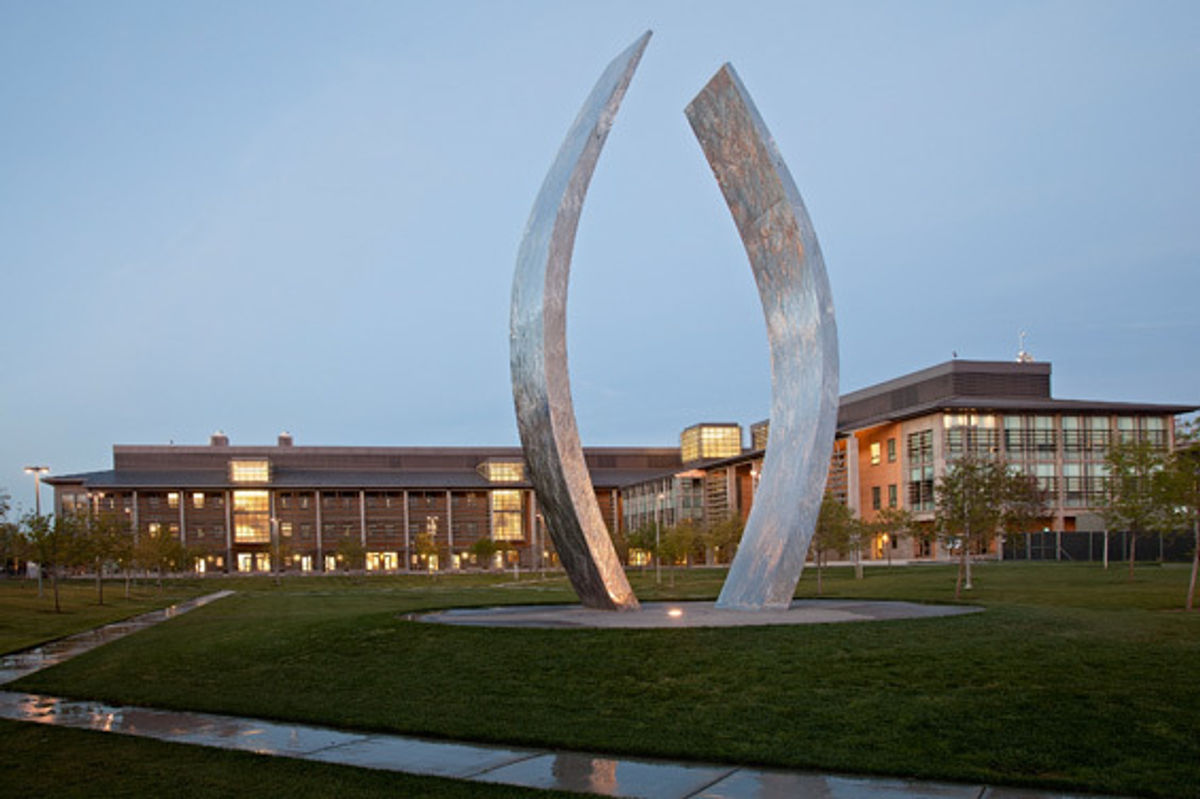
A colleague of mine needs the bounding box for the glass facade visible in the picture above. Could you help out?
[230,460,270,483]
[478,460,524,482]
[233,490,270,543]
[491,489,524,541]
[680,424,742,463]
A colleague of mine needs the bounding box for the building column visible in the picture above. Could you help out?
[359,489,367,547]
[445,490,454,568]
[131,490,139,542]
[178,491,186,545]
[224,490,232,573]
[315,490,324,571]
[402,490,410,570]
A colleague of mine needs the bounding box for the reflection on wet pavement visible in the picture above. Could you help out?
[0,590,235,685]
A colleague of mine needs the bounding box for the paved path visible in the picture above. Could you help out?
[0,594,1116,799]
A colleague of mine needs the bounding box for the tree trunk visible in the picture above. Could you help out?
[124,568,131,599]
[854,545,863,580]
[955,552,963,600]
[1103,531,1109,570]
[52,565,61,614]
[96,560,104,606]
[816,551,823,596]
[1128,531,1138,580]
[1187,520,1198,612]
[963,545,973,591]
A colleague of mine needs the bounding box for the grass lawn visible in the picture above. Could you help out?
[8,563,1200,798]
[0,720,570,798]
[0,576,214,653]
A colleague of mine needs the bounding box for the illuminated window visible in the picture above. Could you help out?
[680,424,742,463]
[192,492,205,509]
[477,460,525,482]
[233,490,269,543]
[230,460,271,483]
[870,442,881,466]
[491,489,524,541]
[168,492,179,509]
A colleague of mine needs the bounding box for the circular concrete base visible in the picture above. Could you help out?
[414,599,981,629]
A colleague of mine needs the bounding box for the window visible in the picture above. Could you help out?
[230,460,270,483]
[477,460,525,483]
[167,492,179,509]
[280,522,293,537]
[192,492,205,509]
[871,486,881,510]
[870,442,881,466]
[888,484,898,508]
[491,490,524,541]
[680,424,742,462]
[887,438,896,463]
[233,490,270,543]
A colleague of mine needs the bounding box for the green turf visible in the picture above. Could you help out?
[0,577,213,653]
[0,720,571,798]
[9,563,1200,798]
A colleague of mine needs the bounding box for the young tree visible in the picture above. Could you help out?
[471,536,499,570]
[625,523,657,570]
[414,530,438,574]
[811,492,852,596]
[21,512,82,613]
[80,513,131,606]
[1101,438,1173,580]
[935,456,1033,598]
[0,488,20,575]
[702,516,744,565]
[335,537,366,573]
[658,522,700,586]
[872,506,916,568]
[135,524,189,590]
[1165,419,1200,610]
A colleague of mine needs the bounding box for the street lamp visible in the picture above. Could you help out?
[655,491,664,585]
[24,466,49,516]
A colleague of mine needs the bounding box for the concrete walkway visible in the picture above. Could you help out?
[0,595,1117,799]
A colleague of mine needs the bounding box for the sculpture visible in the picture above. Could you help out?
[511,35,837,611]
[686,65,839,609]
[509,32,651,611]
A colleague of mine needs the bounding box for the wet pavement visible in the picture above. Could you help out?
[415,599,983,629]
[0,590,234,685]
[0,593,1117,798]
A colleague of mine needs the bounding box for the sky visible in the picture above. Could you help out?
[2,0,1198,514]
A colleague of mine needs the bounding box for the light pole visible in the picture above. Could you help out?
[655,491,664,585]
[24,466,49,516]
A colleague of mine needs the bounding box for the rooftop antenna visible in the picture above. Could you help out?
[1016,330,1034,363]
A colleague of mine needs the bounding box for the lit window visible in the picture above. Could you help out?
[491,490,524,541]
[478,460,525,482]
[168,492,179,509]
[230,460,270,483]
[192,492,205,509]
[233,490,269,543]
[680,424,742,462]
[870,442,881,466]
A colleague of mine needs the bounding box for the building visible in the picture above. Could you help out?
[48,434,679,574]
[47,359,1195,572]
[657,359,1195,561]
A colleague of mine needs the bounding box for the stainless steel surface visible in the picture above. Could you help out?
[686,65,840,610]
[510,32,651,611]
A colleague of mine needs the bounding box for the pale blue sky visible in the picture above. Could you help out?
[2,0,1198,512]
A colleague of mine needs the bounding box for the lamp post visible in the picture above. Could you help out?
[655,491,664,585]
[24,466,49,516]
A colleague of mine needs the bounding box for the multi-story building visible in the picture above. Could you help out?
[678,359,1194,560]
[48,359,1194,572]
[49,434,679,574]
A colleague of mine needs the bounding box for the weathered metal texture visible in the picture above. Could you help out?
[686,64,839,610]
[509,33,651,610]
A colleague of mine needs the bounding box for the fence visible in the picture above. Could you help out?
[1001,531,1195,563]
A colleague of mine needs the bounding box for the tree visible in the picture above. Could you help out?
[702,516,744,565]
[0,488,20,575]
[21,512,81,613]
[658,522,700,586]
[1164,419,1200,610]
[811,493,852,596]
[872,507,916,568]
[335,537,366,572]
[625,523,657,570]
[935,456,1046,598]
[471,537,499,569]
[1101,438,1173,579]
[135,524,189,590]
[80,513,130,605]
[414,530,438,574]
